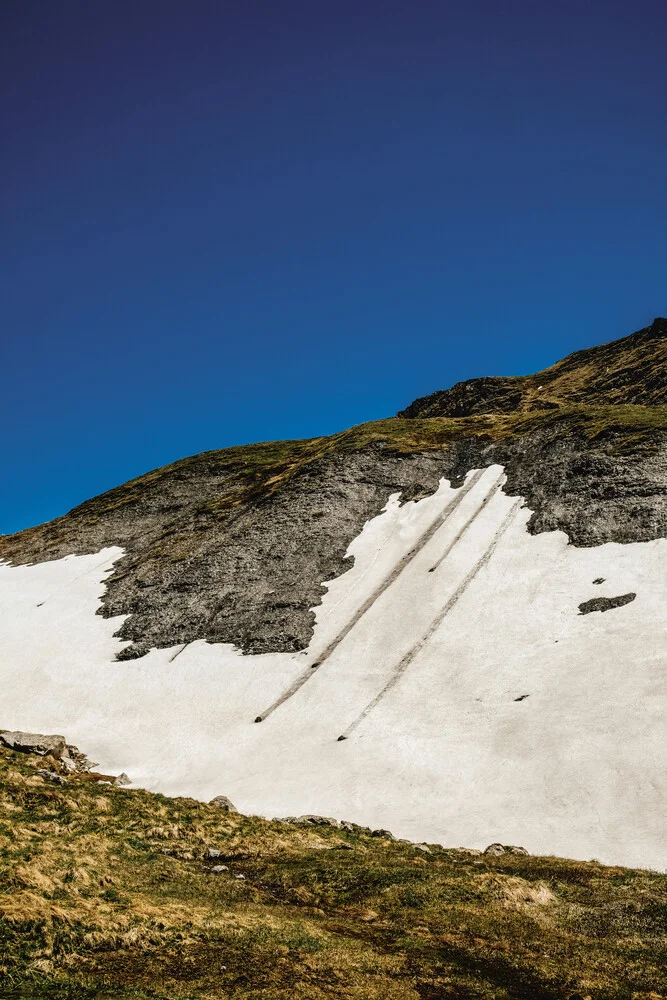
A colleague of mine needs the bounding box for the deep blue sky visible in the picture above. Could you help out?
[2,0,665,534]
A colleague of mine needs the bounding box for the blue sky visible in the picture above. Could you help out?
[2,0,665,534]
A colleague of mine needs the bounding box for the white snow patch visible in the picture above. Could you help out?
[0,466,665,870]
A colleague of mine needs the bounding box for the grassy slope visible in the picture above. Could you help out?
[399,322,667,417]
[1,744,666,1000]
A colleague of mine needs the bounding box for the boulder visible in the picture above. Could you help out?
[484,843,506,856]
[209,795,238,813]
[371,828,395,840]
[484,843,529,856]
[211,865,228,873]
[0,731,67,758]
[294,815,341,828]
[63,744,98,772]
[36,769,68,786]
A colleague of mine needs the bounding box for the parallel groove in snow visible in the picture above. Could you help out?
[1,465,665,870]
[253,467,490,723]
[337,498,522,740]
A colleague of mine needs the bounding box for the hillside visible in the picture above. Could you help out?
[398,317,667,418]
[1,739,666,1000]
[1,320,666,660]
[0,318,665,884]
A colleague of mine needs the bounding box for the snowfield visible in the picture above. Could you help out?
[1,465,665,870]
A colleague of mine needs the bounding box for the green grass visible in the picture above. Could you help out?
[1,744,666,999]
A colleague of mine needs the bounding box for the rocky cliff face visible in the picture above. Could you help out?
[1,320,665,659]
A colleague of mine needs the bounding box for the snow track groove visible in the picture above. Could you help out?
[252,468,490,723]
[2,473,665,870]
[336,498,522,740]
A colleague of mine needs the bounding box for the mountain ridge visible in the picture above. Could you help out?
[1,319,665,660]
[397,316,667,419]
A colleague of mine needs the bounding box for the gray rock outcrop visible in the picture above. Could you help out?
[209,795,238,812]
[0,731,67,758]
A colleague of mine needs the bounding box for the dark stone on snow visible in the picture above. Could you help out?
[578,593,636,615]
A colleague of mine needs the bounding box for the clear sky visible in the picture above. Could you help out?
[2,0,665,534]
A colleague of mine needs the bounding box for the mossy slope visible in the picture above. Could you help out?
[1,743,666,1000]
[398,318,667,418]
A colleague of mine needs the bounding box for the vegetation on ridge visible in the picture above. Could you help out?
[398,318,667,418]
[2,403,666,552]
[1,743,666,1000]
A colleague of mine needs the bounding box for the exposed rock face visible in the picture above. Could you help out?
[0,321,664,659]
[398,317,667,418]
[0,731,128,783]
[0,731,66,758]
[439,425,667,546]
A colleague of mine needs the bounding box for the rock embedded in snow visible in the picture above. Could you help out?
[209,795,238,812]
[0,731,67,758]
[578,593,636,615]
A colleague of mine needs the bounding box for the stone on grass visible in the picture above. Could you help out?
[295,815,341,828]
[209,795,238,812]
[36,769,68,786]
[484,843,529,856]
[1,731,67,758]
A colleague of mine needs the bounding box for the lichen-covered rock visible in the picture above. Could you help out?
[0,731,66,758]
[484,843,529,856]
[293,815,341,828]
[209,795,237,812]
[36,768,67,785]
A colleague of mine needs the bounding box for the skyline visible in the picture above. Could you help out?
[2,0,666,534]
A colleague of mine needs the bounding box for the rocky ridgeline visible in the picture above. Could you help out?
[0,729,130,788]
[0,729,529,859]
[0,319,664,661]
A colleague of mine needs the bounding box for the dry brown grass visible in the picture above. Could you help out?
[1,743,666,999]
